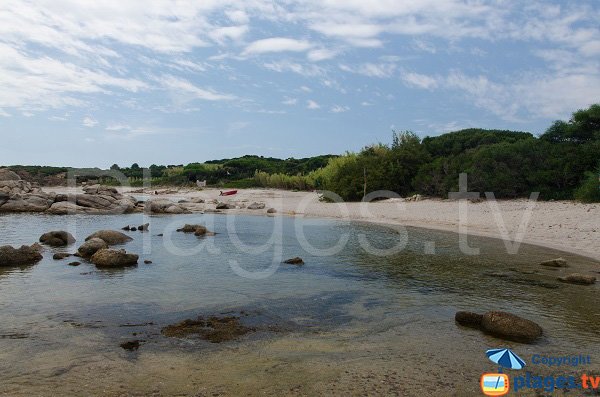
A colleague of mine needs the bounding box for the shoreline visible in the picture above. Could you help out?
[37,186,600,262]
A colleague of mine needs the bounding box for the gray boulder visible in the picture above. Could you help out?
[90,249,138,268]
[216,202,234,210]
[0,245,43,267]
[85,230,132,245]
[39,231,76,247]
[0,169,21,181]
[144,199,188,214]
[77,238,109,258]
[266,208,277,214]
[247,202,266,210]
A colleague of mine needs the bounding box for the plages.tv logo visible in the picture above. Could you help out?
[480,348,526,396]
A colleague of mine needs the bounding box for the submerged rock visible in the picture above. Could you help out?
[120,340,141,351]
[539,258,568,268]
[53,252,72,260]
[161,316,254,343]
[90,249,138,268]
[284,257,304,265]
[0,245,43,267]
[455,311,483,328]
[85,230,132,245]
[558,273,596,285]
[77,238,109,258]
[39,231,76,247]
[480,311,543,343]
[67,261,81,267]
[456,310,543,343]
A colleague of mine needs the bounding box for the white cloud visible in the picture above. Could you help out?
[307,48,338,62]
[243,37,313,56]
[400,71,439,90]
[339,62,397,78]
[83,116,98,127]
[306,100,320,109]
[226,10,249,24]
[330,105,349,113]
[263,61,323,77]
[210,25,248,44]
[158,75,235,101]
[361,101,373,106]
[282,97,297,105]
[300,86,312,92]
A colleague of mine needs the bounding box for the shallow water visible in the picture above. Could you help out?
[0,213,598,396]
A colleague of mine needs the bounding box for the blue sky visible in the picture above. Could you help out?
[0,0,599,168]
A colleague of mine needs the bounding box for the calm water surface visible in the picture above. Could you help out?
[0,213,598,396]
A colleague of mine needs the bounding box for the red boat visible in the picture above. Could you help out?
[219,190,238,196]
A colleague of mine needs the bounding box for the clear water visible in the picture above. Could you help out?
[0,213,598,396]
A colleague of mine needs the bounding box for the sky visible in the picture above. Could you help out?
[0,0,599,168]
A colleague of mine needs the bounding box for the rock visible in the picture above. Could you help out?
[0,245,43,267]
[39,231,76,247]
[558,273,596,285]
[0,168,21,181]
[121,226,131,231]
[144,199,188,214]
[77,238,109,258]
[539,258,568,267]
[85,230,133,245]
[120,340,140,351]
[53,253,72,260]
[0,193,54,212]
[161,316,254,343]
[178,224,206,233]
[189,197,205,204]
[144,260,152,264]
[266,208,277,214]
[216,202,234,210]
[480,311,543,343]
[67,261,81,267]
[138,223,149,232]
[455,311,483,328]
[90,249,138,268]
[247,202,266,210]
[284,257,304,265]
[130,226,137,231]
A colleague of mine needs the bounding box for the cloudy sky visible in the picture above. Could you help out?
[0,0,599,167]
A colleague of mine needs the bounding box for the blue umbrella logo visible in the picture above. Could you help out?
[486,348,526,371]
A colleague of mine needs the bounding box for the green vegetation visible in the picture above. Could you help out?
[3,104,598,202]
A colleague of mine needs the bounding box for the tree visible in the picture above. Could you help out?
[110,164,120,170]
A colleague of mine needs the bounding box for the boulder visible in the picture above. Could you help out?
[39,231,76,247]
[455,311,483,328]
[284,257,304,265]
[0,245,43,267]
[480,311,543,343]
[90,249,138,268]
[67,261,81,267]
[247,202,266,210]
[558,273,596,285]
[266,208,277,214]
[144,198,188,214]
[178,224,206,233]
[85,230,133,245]
[539,258,568,268]
[0,193,54,212]
[77,238,109,258]
[53,253,72,260]
[0,168,21,181]
[138,223,149,232]
[216,202,234,210]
